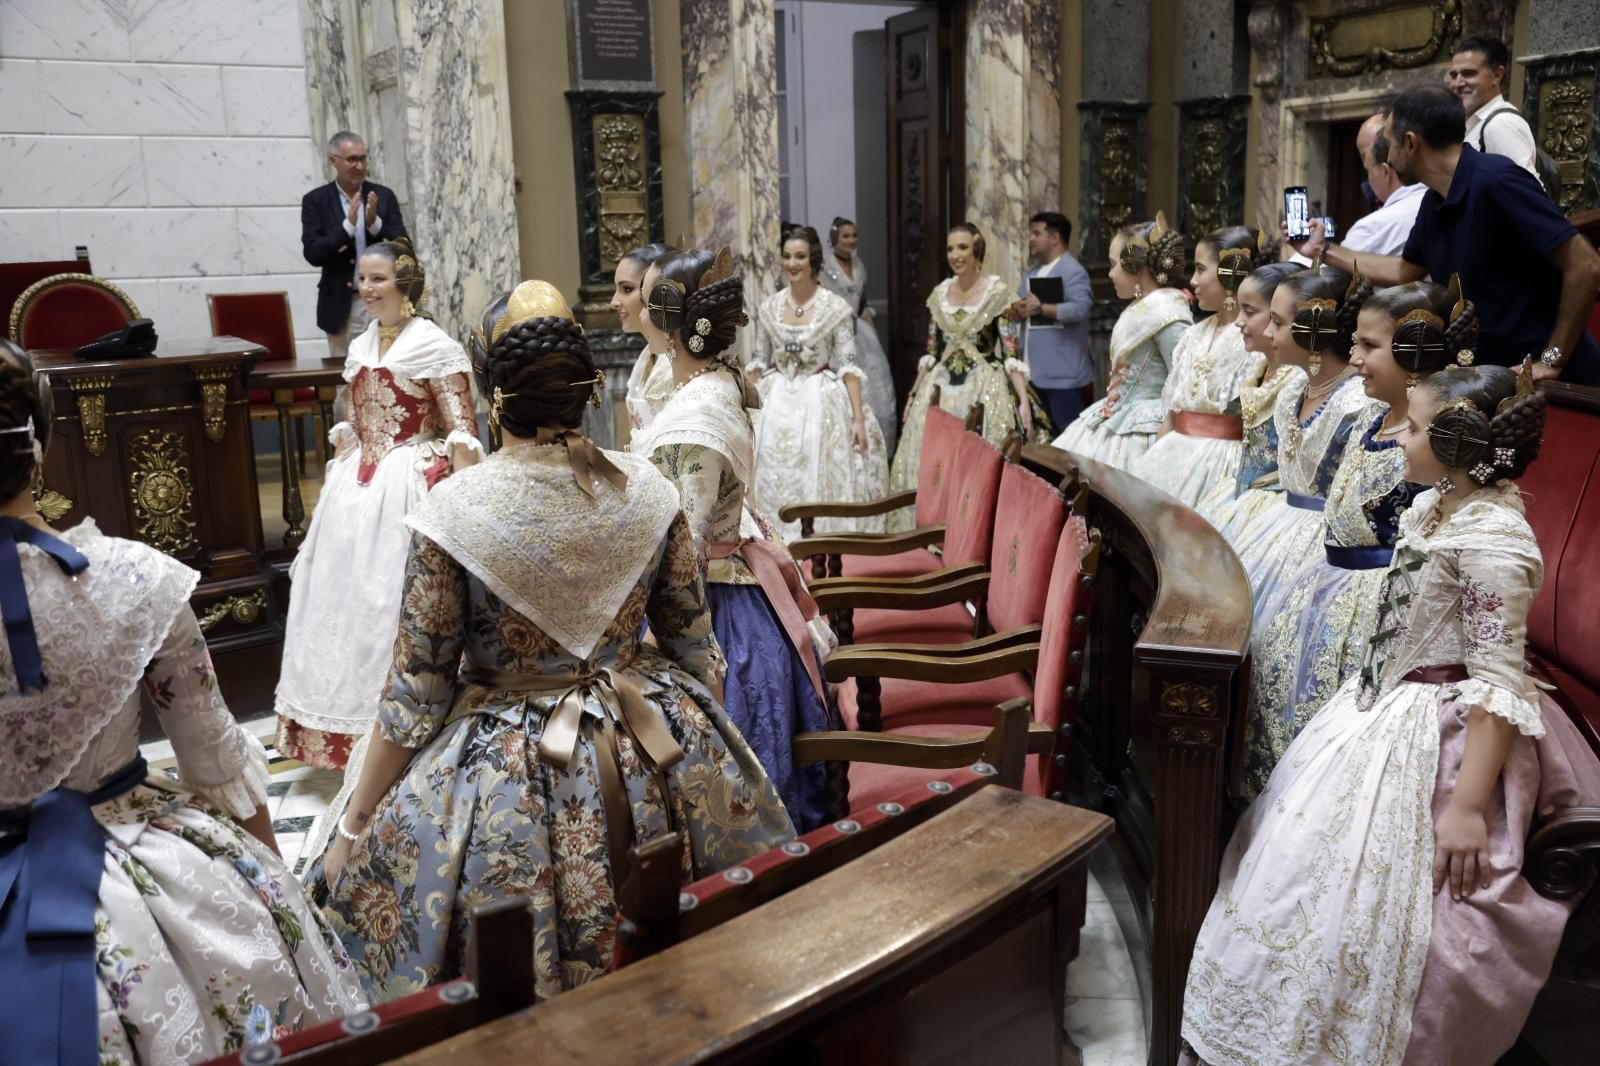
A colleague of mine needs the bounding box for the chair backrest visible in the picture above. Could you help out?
[1,254,91,340]
[940,432,1006,567]
[208,291,297,361]
[11,272,137,349]
[985,463,1069,634]
[1032,517,1101,797]
[915,404,963,527]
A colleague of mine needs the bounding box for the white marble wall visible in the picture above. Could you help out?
[0,0,327,356]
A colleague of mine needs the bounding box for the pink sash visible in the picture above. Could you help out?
[706,537,827,702]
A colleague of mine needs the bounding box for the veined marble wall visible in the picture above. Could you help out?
[0,0,326,355]
[682,0,780,362]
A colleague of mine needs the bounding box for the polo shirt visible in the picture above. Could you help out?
[1402,145,1598,383]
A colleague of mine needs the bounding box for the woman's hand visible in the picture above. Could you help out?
[323,827,354,888]
[1433,802,1491,900]
[1017,400,1033,437]
[852,416,869,451]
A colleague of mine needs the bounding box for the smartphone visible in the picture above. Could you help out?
[1320,216,1338,240]
[1284,186,1310,241]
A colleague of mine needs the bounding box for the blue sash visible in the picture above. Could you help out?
[1285,492,1325,512]
[1325,543,1394,570]
[0,516,89,692]
[0,757,148,1066]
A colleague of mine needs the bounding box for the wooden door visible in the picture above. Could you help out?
[885,3,964,407]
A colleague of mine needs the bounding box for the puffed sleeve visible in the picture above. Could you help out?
[1453,546,1545,737]
[1160,325,1193,408]
[144,607,270,819]
[649,442,728,554]
[376,533,469,747]
[646,513,726,691]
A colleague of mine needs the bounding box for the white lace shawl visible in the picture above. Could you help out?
[1108,287,1192,367]
[631,371,756,489]
[405,443,679,660]
[751,288,858,379]
[0,521,198,806]
[342,315,473,383]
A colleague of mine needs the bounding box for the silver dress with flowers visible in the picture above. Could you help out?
[315,444,792,1003]
[1,521,364,1062]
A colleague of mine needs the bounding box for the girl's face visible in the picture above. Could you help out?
[1402,385,1448,487]
[1351,306,1408,406]
[637,264,672,352]
[1189,244,1225,314]
[1265,285,1307,368]
[1234,277,1274,353]
[1107,236,1137,300]
[358,253,405,325]
[946,231,978,277]
[610,257,647,334]
[834,224,859,258]
[782,238,812,285]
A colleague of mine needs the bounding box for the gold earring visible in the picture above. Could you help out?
[1132,282,1143,300]
[401,296,416,318]
[1224,295,1237,314]
[1405,372,1418,395]
[1309,352,1322,377]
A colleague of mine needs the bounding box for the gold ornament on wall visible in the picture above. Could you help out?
[34,489,73,523]
[197,589,267,634]
[594,113,649,270]
[1540,77,1595,213]
[128,430,199,554]
[1308,0,1462,79]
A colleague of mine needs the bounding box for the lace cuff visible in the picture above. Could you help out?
[836,363,867,385]
[445,429,484,456]
[1003,357,1028,377]
[1453,678,1546,738]
[187,729,271,819]
[747,358,770,375]
[918,354,936,372]
[328,421,356,453]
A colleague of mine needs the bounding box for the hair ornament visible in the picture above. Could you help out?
[1427,396,1493,474]
[489,385,514,435]
[1494,446,1516,468]
[1291,297,1339,352]
[1496,356,1538,415]
[1256,228,1269,255]
[687,334,705,353]
[1346,257,1365,300]
[1216,247,1254,293]
[701,245,738,288]
[694,317,712,337]
[1447,273,1468,325]
[1150,210,1169,246]
[569,368,607,408]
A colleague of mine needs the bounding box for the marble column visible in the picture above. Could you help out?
[681,0,779,363]
[1245,0,1290,235]
[962,0,1061,281]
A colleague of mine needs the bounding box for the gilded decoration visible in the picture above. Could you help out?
[197,590,267,634]
[1161,680,1220,718]
[128,430,199,553]
[68,375,114,457]
[35,489,73,523]
[593,113,648,270]
[1100,117,1138,240]
[1540,77,1595,213]
[1309,1,1462,79]
[1184,116,1226,244]
[193,367,230,443]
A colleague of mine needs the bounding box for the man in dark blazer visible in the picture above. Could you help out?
[301,131,407,358]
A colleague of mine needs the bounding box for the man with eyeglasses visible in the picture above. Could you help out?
[301,132,408,358]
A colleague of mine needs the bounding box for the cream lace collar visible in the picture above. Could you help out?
[632,370,755,488]
[758,287,854,341]
[1109,287,1191,362]
[344,316,472,382]
[927,274,1012,333]
[405,442,679,660]
[1397,482,1540,562]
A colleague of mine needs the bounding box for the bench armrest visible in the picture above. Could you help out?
[823,640,1041,685]
[810,568,989,615]
[793,719,1053,769]
[808,561,986,596]
[789,524,946,561]
[1527,805,1600,956]
[779,489,918,523]
[838,626,1044,659]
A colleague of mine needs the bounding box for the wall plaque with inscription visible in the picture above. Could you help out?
[571,0,654,88]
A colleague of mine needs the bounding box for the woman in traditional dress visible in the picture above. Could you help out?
[275,239,480,769]
[615,242,678,440]
[315,282,792,1003]
[1132,226,1265,506]
[1241,279,1471,796]
[0,342,364,1062]
[1052,212,1191,473]
[820,216,898,451]
[632,247,835,831]
[1194,262,1307,532]
[1181,363,1600,1066]
[750,225,890,540]
[889,223,1050,520]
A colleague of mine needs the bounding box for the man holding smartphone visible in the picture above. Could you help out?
[1289,87,1600,385]
[1287,114,1424,262]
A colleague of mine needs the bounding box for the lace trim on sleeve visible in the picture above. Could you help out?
[918,354,936,372]
[1003,357,1028,377]
[837,363,867,384]
[187,731,271,818]
[1453,678,1546,738]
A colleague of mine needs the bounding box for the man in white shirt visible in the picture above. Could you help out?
[1290,112,1424,262]
[1449,35,1538,176]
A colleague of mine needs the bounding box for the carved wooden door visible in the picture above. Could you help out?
[885,3,964,407]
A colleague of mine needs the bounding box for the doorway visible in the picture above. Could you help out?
[1323,117,1369,241]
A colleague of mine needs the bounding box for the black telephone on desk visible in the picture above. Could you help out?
[73,319,158,360]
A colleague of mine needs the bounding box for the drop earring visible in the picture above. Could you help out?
[1308,352,1323,377]
[1434,474,1456,497]
[1224,295,1236,314]
[1405,372,1418,395]
[1132,282,1143,300]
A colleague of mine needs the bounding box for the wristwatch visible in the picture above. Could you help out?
[1540,346,1563,368]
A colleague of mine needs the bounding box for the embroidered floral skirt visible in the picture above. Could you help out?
[1050,397,1157,477]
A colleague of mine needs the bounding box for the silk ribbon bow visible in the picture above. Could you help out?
[0,516,89,693]
[559,431,628,499]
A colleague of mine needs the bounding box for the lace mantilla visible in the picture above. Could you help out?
[632,371,756,489]
[405,443,679,660]
[342,316,473,382]
[1107,287,1191,370]
[0,521,198,807]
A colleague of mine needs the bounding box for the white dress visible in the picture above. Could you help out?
[623,343,675,448]
[1131,315,1257,508]
[0,521,364,1061]
[820,250,898,451]
[273,316,481,767]
[750,287,890,541]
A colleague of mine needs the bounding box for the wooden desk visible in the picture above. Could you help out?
[248,356,342,549]
[395,788,1113,1066]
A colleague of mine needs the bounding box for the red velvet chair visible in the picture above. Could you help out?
[207,291,322,472]
[1,252,91,341]
[10,272,138,350]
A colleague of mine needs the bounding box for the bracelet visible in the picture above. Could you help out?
[335,818,363,843]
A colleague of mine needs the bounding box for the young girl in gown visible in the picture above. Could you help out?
[751,225,890,540]
[0,343,363,1062]
[1181,363,1600,1066]
[1132,226,1263,506]
[820,216,899,451]
[633,247,835,831]
[1195,262,1306,532]
[615,242,678,441]
[275,240,480,769]
[889,223,1050,522]
[1052,212,1191,473]
[1242,280,1472,795]
[314,282,791,1002]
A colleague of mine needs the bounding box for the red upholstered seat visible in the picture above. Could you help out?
[830,406,965,580]
[840,546,943,579]
[13,273,137,349]
[1,257,91,341]
[208,291,297,362]
[1031,516,1096,795]
[847,723,1047,806]
[983,463,1069,634]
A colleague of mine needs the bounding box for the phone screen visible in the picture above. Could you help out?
[1284,187,1310,241]
[1320,216,1338,240]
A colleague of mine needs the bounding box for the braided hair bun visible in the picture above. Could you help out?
[1362,279,1478,376]
[648,247,749,362]
[1282,267,1360,356]
[478,282,599,435]
[1117,212,1187,288]
[0,340,50,502]
[1420,363,1545,484]
[364,236,427,311]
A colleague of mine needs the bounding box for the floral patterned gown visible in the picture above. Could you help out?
[1182,484,1600,1066]
[0,521,364,1063]
[275,316,481,769]
[314,442,792,1002]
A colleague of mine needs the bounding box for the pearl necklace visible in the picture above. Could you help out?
[673,364,719,394]
[1304,367,1353,400]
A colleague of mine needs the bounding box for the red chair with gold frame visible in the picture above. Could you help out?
[207,291,322,473]
[1,250,92,341]
[10,272,138,350]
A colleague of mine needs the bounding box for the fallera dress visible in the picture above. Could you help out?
[819,248,899,451]
[1132,314,1257,507]
[275,316,480,769]
[0,520,364,1064]
[1195,363,1306,531]
[1052,287,1192,474]
[314,442,793,1003]
[750,287,890,541]
[623,344,676,445]
[1241,402,1424,797]
[889,275,1051,528]
[636,370,836,832]
[1182,484,1600,1066]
